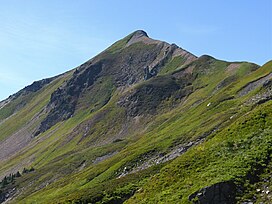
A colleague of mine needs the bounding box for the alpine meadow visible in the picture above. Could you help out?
[0,30,271,204]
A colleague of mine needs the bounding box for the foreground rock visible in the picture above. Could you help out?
[189,181,236,204]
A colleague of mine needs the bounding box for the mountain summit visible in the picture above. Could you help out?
[34,30,197,134]
[0,30,271,204]
[130,30,149,38]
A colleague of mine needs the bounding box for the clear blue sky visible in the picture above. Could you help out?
[0,0,271,100]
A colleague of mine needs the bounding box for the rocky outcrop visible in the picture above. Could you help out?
[118,74,194,117]
[118,137,206,178]
[243,78,272,106]
[126,30,150,46]
[149,43,196,75]
[23,78,55,93]
[13,77,57,99]
[188,181,236,204]
[0,76,56,121]
[238,72,272,97]
[35,62,103,134]
[0,187,16,203]
[144,66,156,80]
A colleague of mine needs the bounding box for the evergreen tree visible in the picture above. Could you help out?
[2,176,8,186]
[15,171,21,177]
[11,174,14,182]
[22,168,27,174]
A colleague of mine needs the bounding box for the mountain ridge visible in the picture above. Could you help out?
[0,30,271,204]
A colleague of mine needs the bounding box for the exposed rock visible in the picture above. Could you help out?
[0,109,46,161]
[215,75,237,91]
[36,62,103,134]
[188,181,236,204]
[117,123,221,178]
[0,76,57,122]
[118,75,193,117]
[126,31,196,76]
[144,66,155,80]
[92,151,118,164]
[23,78,55,93]
[0,187,16,203]
[11,76,57,100]
[126,30,149,46]
[118,134,213,178]
[238,73,272,97]
[0,98,11,110]
[148,43,197,76]
[226,63,241,73]
[244,78,272,106]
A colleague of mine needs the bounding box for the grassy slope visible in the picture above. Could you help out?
[128,101,272,203]
[0,73,72,143]
[0,38,271,204]
[0,92,35,121]
[4,62,268,203]
[126,61,271,203]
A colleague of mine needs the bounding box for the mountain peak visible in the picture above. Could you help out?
[126,30,151,46]
[1,29,271,204]
[131,30,149,38]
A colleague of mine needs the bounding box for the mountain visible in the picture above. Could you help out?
[0,30,271,204]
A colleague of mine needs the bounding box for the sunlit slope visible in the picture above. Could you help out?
[0,30,271,204]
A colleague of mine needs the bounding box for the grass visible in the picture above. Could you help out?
[159,55,186,74]
[0,73,72,142]
[76,76,116,112]
[105,32,134,54]
[0,44,271,204]
[127,101,272,203]
[0,92,34,121]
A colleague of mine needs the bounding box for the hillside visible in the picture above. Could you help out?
[0,30,271,204]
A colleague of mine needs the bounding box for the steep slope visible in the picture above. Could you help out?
[0,30,196,163]
[36,30,197,135]
[0,31,271,204]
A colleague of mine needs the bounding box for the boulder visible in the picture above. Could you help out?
[188,181,236,204]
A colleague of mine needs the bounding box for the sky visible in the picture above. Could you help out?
[0,0,271,101]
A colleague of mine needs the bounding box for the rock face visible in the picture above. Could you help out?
[23,78,55,93]
[36,61,103,134]
[118,72,194,117]
[0,191,4,203]
[188,181,236,204]
[0,187,16,203]
[125,30,149,46]
[13,77,56,99]
[239,72,272,97]
[0,76,57,122]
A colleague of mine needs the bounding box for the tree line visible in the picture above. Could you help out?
[0,167,34,188]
